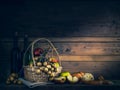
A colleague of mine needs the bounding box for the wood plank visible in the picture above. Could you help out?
[50,37,120,42]
[1,37,120,42]
[59,55,120,61]
[54,43,120,55]
[1,42,120,55]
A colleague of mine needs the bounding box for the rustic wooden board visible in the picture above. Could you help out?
[0,37,120,62]
[54,43,120,55]
[30,37,120,42]
[1,43,120,56]
[0,37,120,79]
[59,55,120,61]
[1,37,120,42]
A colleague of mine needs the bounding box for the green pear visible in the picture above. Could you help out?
[60,72,71,77]
[54,76,66,83]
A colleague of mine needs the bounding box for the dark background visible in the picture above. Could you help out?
[0,0,120,86]
[0,0,120,38]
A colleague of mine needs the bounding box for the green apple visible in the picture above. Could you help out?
[60,71,71,77]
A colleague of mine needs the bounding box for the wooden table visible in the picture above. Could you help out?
[0,80,120,90]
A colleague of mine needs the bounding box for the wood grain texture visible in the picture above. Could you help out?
[0,37,120,80]
[59,55,120,61]
[55,43,120,55]
[0,37,120,62]
[1,37,120,42]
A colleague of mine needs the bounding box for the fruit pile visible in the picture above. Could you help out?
[23,46,62,82]
[6,73,22,85]
[24,56,62,82]
[53,71,113,85]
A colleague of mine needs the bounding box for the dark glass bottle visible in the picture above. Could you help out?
[21,34,30,66]
[23,34,29,54]
[20,34,29,77]
[11,32,21,73]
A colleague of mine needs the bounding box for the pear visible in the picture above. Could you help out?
[54,76,66,83]
[67,75,79,84]
[60,72,71,77]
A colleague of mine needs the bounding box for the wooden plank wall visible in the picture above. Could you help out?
[51,37,120,79]
[0,37,120,80]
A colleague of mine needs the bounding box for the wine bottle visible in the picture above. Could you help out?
[21,34,31,66]
[23,34,29,54]
[20,34,30,77]
[11,32,21,73]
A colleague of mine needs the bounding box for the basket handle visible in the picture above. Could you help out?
[23,38,61,67]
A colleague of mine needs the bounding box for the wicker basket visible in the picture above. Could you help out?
[23,38,62,82]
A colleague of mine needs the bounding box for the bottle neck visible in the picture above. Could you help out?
[13,32,19,49]
[23,34,29,51]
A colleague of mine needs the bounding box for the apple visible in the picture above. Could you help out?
[72,72,84,79]
[49,58,58,63]
[67,75,79,83]
[34,48,43,56]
